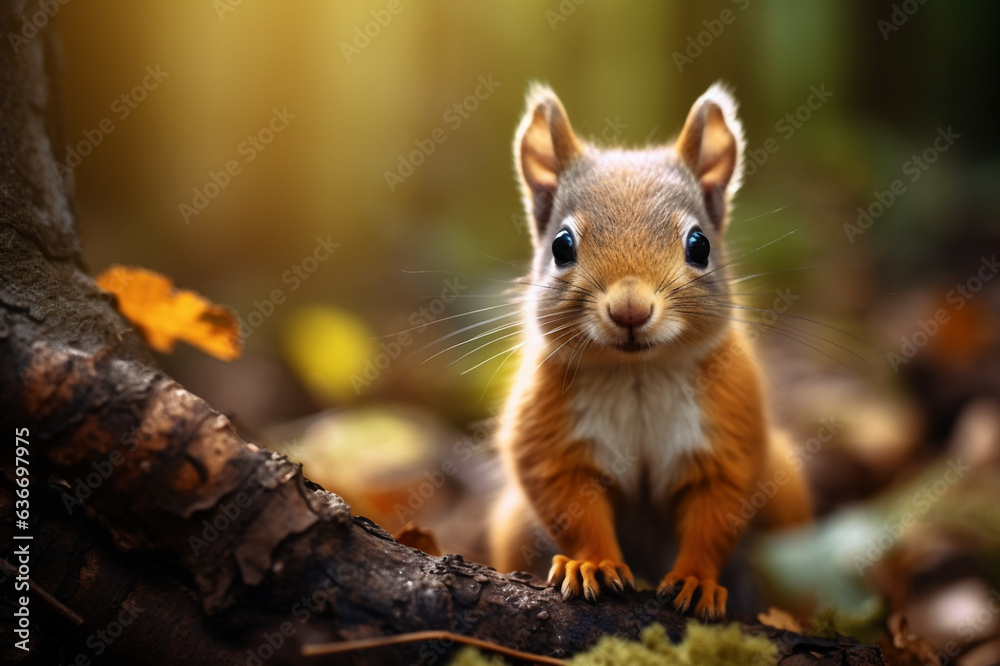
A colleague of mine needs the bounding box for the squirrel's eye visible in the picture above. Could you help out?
[685,229,710,268]
[552,229,577,267]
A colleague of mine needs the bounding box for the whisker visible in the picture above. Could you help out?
[704,264,822,286]
[668,229,800,296]
[404,310,526,358]
[444,312,584,368]
[672,307,862,367]
[537,329,586,371]
[732,205,788,226]
[401,267,593,299]
[573,261,607,295]
[563,337,592,394]
[462,341,528,375]
[656,268,684,296]
[479,343,522,402]
[474,248,606,297]
[714,301,876,351]
[374,301,523,339]
[419,307,582,363]
[458,312,585,378]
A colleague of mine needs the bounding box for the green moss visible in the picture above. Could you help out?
[448,622,780,666]
[568,622,778,666]
[447,646,507,666]
[681,623,778,665]
[567,624,680,666]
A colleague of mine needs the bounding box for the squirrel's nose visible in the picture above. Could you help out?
[608,303,652,328]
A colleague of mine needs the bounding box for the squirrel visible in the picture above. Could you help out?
[488,82,812,619]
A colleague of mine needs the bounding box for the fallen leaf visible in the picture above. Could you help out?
[757,607,804,633]
[95,265,241,361]
[393,521,442,556]
[884,611,941,666]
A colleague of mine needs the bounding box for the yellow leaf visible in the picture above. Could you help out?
[95,265,241,361]
[282,305,375,403]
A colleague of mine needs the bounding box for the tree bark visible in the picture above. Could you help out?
[0,3,883,665]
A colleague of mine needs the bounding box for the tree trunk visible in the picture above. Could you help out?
[0,3,883,664]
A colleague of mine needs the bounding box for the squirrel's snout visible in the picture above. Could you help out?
[605,278,654,329]
[608,303,652,328]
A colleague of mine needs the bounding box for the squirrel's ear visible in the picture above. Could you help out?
[674,82,745,229]
[516,84,583,242]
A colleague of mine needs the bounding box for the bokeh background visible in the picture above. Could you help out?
[55,1,1000,659]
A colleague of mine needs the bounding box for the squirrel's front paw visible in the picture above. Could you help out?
[657,571,727,620]
[547,554,634,602]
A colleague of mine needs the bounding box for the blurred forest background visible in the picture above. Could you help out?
[54,1,1000,660]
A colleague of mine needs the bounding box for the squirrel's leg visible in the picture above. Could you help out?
[521,459,633,602]
[658,470,748,619]
[756,429,813,530]
[489,482,540,574]
[657,335,771,619]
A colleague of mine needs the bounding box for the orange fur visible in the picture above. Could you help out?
[492,345,631,598]
[658,332,769,617]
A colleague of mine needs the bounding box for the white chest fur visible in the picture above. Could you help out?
[567,363,708,501]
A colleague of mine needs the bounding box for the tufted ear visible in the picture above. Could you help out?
[674,82,745,229]
[515,84,584,244]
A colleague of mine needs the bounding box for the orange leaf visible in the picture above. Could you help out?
[392,521,442,557]
[95,265,241,361]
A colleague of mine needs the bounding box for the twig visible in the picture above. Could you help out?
[0,556,84,625]
[302,629,567,664]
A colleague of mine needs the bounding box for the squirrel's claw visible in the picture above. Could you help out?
[658,572,727,620]
[549,555,633,602]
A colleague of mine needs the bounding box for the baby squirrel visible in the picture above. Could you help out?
[489,82,812,619]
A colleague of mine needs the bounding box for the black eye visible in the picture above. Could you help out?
[552,228,577,267]
[685,229,710,268]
